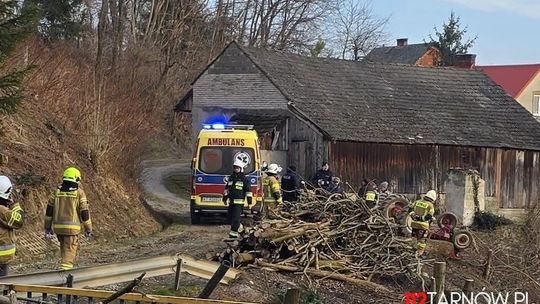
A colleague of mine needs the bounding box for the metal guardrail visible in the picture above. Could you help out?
[0,255,239,288]
[2,284,257,304]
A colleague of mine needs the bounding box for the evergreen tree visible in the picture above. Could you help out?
[428,12,477,66]
[310,40,327,57]
[0,0,38,114]
[35,0,84,41]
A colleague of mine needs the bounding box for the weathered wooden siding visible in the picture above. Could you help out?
[329,142,540,208]
[287,116,326,182]
[329,142,435,194]
[259,119,289,151]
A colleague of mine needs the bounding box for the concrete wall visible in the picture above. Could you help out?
[261,150,288,171]
[444,169,485,226]
[483,196,528,223]
[516,72,540,114]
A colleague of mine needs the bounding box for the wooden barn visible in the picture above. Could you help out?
[175,42,540,211]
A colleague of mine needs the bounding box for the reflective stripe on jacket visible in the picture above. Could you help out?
[364,191,377,201]
[263,176,282,204]
[0,203,24,262]
[224,174,252,205]
[409,199,435,230]
[45,188,92,235]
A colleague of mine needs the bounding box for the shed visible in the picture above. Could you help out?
[175,42,540,210]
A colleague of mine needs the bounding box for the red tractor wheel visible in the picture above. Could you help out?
[383,195,412,235]
[453,230,473,250]
[437,212,458,229]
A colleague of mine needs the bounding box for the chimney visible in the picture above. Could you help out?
[396,38,408,47]
[453,54,476,69]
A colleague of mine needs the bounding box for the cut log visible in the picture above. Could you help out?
[234,253,255,264]
[256,260,390,292]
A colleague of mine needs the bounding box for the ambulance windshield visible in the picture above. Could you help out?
[198,147,255,175]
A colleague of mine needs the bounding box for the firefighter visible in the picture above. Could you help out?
[263,164,282,218]
[281,166,299,202]
[314,162,333,189]
[223,159,252,238]
[357,178,369,197]
[0,176,24,276]
[328,177,345,197]
[378,181,391,203]
[44,167,93,270]
[409,190,436,257]
[364,180,378,208]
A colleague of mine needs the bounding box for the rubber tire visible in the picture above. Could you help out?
[453,230,473,249]
[190,203,201,225]
[402,214,413,235]
[382,195,412,235]
[382,195,410,219]
[437,212,458,229]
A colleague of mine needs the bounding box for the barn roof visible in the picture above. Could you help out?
[232,43,540,151]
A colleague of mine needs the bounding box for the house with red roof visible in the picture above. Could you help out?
[478,64,540,118]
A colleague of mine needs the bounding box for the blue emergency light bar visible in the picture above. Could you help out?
[202,124,254,130]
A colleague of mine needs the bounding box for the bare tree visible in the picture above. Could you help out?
[208,0,333,52]
[330,0,388,60]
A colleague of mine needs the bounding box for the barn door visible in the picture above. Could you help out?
[290,141,313,182]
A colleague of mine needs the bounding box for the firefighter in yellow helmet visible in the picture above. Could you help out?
[263,164,283,218]
[44,167,93,270]
[409,190,436,256]
[0,176,24,276]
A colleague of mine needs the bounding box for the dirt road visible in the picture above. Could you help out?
[140,158,192,223]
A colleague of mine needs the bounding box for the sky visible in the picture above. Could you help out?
[367,0,540,65]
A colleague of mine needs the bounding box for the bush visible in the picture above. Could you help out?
[473,211,512,230]
[15,172,44,187]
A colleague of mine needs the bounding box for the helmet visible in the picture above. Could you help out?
[233,159,246,169]
[63,167,81,183]
[0,176,13,200]
[424,190,437,202]
[266,164,282,174]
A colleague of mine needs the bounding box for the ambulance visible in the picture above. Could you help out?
[190,124,264,224]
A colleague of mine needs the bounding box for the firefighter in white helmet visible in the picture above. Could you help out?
[0,176,24,276]
[409,190,436,256]
[223,159,252,238]
[262,163,283,218]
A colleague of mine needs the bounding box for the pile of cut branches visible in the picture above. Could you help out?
[216,192,427,290]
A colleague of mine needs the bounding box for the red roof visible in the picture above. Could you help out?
[477,64,540,98]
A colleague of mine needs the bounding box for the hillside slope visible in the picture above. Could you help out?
[0,88,161,258]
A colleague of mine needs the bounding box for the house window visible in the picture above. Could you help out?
[534,94,540,116]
